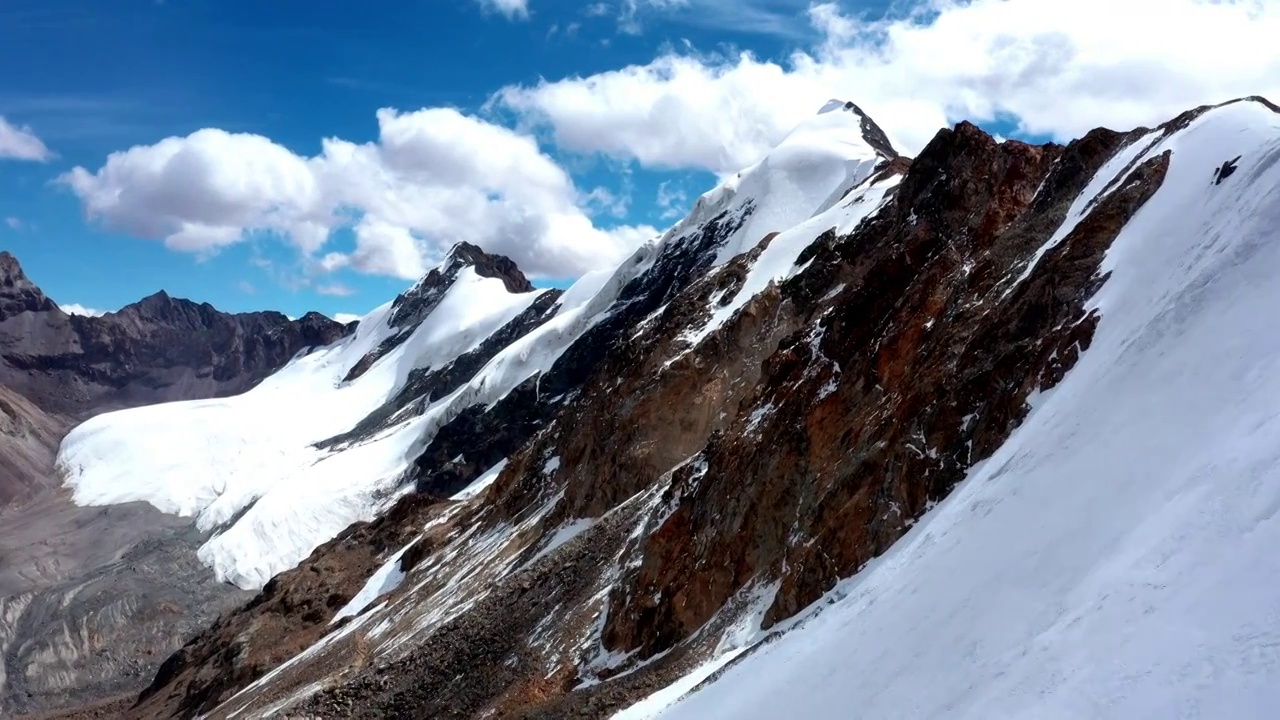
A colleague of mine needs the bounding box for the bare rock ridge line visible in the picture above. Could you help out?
[0,256,353,717]
[19,94,1280,718]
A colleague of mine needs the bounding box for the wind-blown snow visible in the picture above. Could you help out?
[646,100,1280,720]
[57,266,541,588]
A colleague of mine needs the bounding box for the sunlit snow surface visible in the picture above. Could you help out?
[58,267,540,588]
[638,101,1280,720]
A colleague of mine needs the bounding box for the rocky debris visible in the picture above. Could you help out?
[128,494,447,720]
[0,386,66,505]
[0,497,249,718]
[275,499,688,720]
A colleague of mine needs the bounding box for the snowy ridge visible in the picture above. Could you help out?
[58,263,545,588]
[681,168,903,350]
[663,98,893,268]
[617,99,1280,720]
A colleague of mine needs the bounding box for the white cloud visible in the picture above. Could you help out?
[4,217,21,230]
[61,107,656,279]
[316,282,355,297]
[60,303,106,317]
[498,0,1280,172]
[476,0,529,20]
[0,116,53,162]
[656,180,687,219]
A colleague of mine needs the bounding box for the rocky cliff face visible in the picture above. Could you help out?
[0,253,351,717]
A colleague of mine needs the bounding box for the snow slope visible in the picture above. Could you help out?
[669,99,892,267]
[682,169,902,348]
[638,100,1280,719]
[58,266,541,588]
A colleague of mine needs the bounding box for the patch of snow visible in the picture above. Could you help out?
[1004,129,1162,294]
[452,459,508,502]
[610,649,747,720]
[525,518,596,568]
[681,174,900,349]
[331,541,415,624]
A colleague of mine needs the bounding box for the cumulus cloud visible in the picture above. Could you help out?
[59,303,106,317]
[60,107,656,279]
[476,0,529,19]
[0,116,53,162]
[498,0,1280,172]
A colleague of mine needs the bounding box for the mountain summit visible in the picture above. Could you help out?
[817,98,901,159]
[0,251,57,319]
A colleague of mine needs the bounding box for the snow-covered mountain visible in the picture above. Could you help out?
[24,95,1280,719]
[56,98,900,593]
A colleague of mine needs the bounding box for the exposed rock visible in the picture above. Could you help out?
[1214,154,1242,184]
[128,494,446,720]
[0,252,353,717]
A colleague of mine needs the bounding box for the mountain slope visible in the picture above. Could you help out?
[0,251,349,504]
[58,243,561,589]
[651,95,1280,720]
[45,96,1280,720]
[0,256,351,718]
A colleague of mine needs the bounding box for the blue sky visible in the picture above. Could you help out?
[1,0,1275,320]
[0,0,851,319]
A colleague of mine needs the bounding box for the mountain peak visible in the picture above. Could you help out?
[0,251,33,290]
[442,242,534,294]
[814,98,900,160]
[0,251,57,319]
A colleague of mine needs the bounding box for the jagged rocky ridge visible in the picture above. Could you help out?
[0,257,350,718]
[47,96,1280,718]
